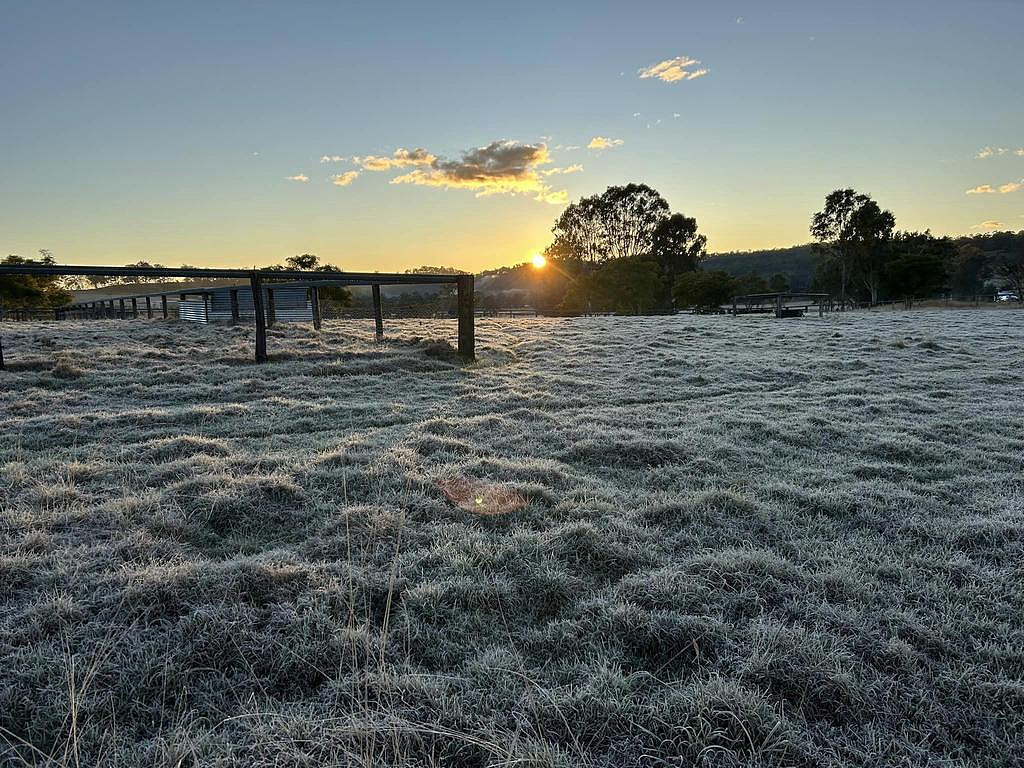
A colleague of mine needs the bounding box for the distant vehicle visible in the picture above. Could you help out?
[996,291,1020,302]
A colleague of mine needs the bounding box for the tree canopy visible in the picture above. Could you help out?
[810,189,895,305]
[267,254,352,305]
[546,184,705,313]
[1,253,72,308]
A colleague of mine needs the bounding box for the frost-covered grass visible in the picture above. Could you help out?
[1,312,1023,767]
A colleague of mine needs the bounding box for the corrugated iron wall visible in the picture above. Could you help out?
[178,298,209,323]
[180,286,312,324]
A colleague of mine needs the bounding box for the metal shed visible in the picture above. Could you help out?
[178,285,313,324]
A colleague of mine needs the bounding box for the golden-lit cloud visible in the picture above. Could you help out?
[389,140,568,204]
[541,164,584,176]
[286,173,309,182]
[967,180,1023,194]
[356,147,436,171]
[331,171,359,186]
[638,56,709,83]
[587,136,624,149]
[971,220,1002,230]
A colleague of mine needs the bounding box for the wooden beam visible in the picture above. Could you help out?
[251,273,267,363]
[0,332,5,370]
[145,296,153,319]
[0,263,465,285]
[266,288,276,328]
[310,287,321,331]
[131,297,138,318]
[119,298,126,319]
[161,295,168,319]
[372,284,384,340]
[457,274,475,361]
[230,289,240,325]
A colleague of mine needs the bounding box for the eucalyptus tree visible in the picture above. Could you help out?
[811,189,894,306]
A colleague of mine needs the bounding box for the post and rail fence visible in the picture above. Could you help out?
[0,264,474,370]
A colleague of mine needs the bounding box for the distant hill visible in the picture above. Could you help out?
[703,245,818,290]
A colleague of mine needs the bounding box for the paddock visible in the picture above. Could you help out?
[0,265,475,369]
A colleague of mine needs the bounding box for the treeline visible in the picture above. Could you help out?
[803,189,1022,305]
[481,186,1023,312]
[705,209,1022,304]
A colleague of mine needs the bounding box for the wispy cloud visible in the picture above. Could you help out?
[356,148,436,171]
[967,180,1023,194]
[541,164,584,176]
[331,171,359,186]
[976,146,1024,159]
[389,140,568,204]
[976,147,1007,159]
[971,220,1002,230]
[587,136,624,150]
[286,173,309,182]
[320,155,347,163]
[638,56,709,83]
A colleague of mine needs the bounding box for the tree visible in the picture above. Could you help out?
[649,213,707,287]
[991,251,1024,302]
[947,244,989,296]
[590,258,664,314]
[547,184,705,312]
[268,254,352,305]
[284,254,319,270]
[550,195,609,263]
[810,189,894,306]
[1,253,72,307]
[558,258,663,315]
[732,273,768,295]
[849,200,895,304]
[550,184,671,263]
[673,270,735,312]
[768,273,789,292]
[600,184,671,261]
[405,265,469,275]
[978,231,1024,301]
[885,232,949,299]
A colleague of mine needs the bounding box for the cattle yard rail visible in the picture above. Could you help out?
[729,292,832,318]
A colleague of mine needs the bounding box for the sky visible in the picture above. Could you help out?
[2,0,1023,273]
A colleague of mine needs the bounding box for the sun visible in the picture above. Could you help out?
[531,253,547,269]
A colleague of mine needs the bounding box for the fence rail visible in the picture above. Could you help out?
[0,264,475,369]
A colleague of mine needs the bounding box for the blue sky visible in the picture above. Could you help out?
[2,0,1022,271]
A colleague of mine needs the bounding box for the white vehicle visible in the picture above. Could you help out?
[996,290,1020,302]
